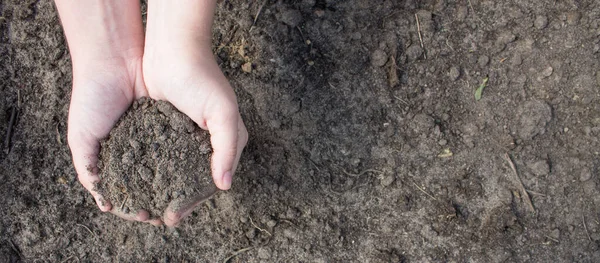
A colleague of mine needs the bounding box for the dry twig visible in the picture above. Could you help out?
[583,215,592,242]
[503,153,535,213]
[249,0,267,32]
[222,247,253,263]
[9,240,22,259]
[249,217,271,236]
[544,235,559,243]
[411,181,437,201]
[120,195,128,211]
[4,106,18,153]
[415,13,426,59]
[76,223,97,238]
[60,255,81,263]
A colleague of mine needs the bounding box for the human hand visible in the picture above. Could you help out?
[57,0,163,225]
[67,56,162,226]
[143,46,248,226]
[59,0,246,226]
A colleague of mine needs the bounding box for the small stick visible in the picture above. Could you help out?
[467,0,476,16]
[583,215,592,242]
[120,195,128,211]
[9,240,22,260]
[249,217,271,236]
[4,106,18,153]
[393,95,409,105]
[411,181,437,201]
[56,125,62,145]
[415,13,426,59]
[249,0,267,32]
[544,235,559,243]
[17,89,22,108]
[222,247,253,263]
[76,223,97,238]
[503,153,535,213]
[60,256,74,263]
[307,158,321,172]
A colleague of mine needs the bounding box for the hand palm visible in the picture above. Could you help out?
[69,55,247,226]
[68,61,160,223]
[144,54,247,226]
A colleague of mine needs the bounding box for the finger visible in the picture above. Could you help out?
[111,208,150,222]
[206,110,241,190]
[145,218,164,226]
[163,186,218,227]
[232,118,248,174]
[68,130,112,212]
[112,208,163,226]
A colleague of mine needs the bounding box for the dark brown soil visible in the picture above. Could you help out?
[1,0,600,262]
[97,98,215,219]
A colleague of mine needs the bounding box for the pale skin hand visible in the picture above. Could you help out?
[144,0,248,226]
[56,0,247,226]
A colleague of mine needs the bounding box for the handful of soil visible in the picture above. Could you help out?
[97,98,216,218]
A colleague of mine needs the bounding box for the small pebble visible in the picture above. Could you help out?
[380,174,395,187]
[258,247,272,259]
[241,62,252,73]
[529,160,550,176]
[478,55,490,67]
[580,168,592,182]
[497,32,516,45]
[137,166,153,181]
[583,180,597,195]
[566,11,581,25]
[534,15,549,30]
[541,66,554,77]
[266,220,277,228]
[371,49,388,67]
[314,9,325,17]
[549,228,560,240]
[406,45,423,61]
[245,229,257,239]
[283,229,299,239]
[449,66,460,81]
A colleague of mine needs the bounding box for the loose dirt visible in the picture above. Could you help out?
[1,0,600,262]
[97,98,215,219]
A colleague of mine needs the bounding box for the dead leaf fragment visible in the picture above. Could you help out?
[242,62,252,73]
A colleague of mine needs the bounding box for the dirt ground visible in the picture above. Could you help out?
[97,98,216,219]
[1,0,600,262]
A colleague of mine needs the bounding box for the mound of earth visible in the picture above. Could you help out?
[97,98,216,218]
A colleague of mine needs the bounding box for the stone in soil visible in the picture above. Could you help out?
[517,100,552,141]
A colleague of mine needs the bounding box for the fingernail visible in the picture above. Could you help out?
[222,171,232,190]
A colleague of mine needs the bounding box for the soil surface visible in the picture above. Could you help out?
[1,0,600,262]
[97,98,215,219]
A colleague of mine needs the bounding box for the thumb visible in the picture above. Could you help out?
[206,110,247,190]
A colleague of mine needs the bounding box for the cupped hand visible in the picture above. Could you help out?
[67,57,161,226]
[143,47,248,226]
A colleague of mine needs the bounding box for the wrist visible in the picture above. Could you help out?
[55,0,145,64]
[144,0,217,56]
